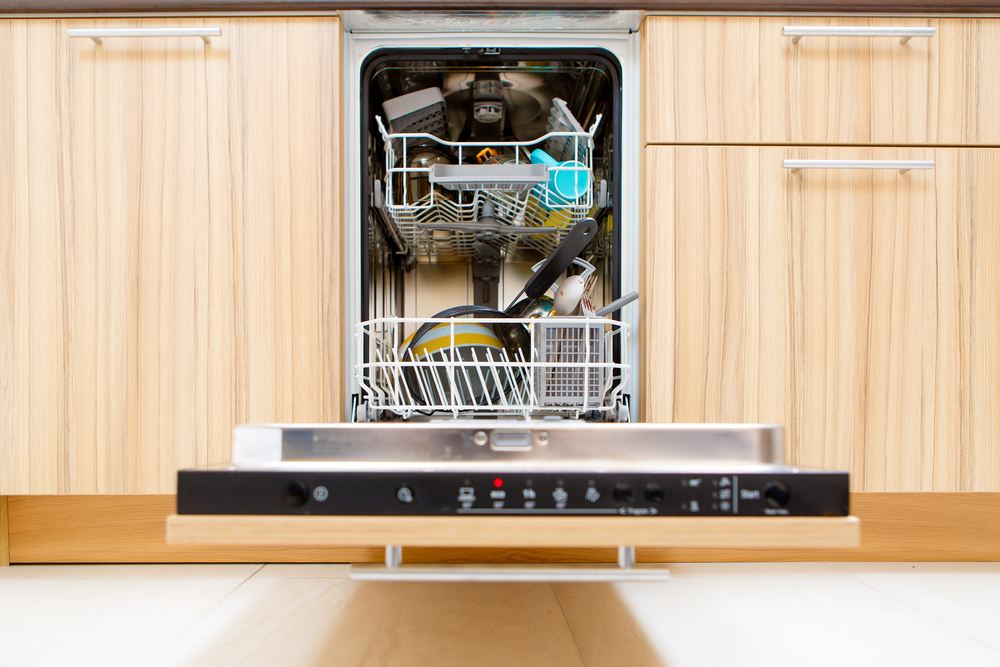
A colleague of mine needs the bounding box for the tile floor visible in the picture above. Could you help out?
[1,561,998,667]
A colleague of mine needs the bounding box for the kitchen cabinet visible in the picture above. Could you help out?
[644,16,1000,146]
[642,145,1000,492]
[0,18,341,494]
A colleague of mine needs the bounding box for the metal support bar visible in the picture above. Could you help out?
[353,543,668,581]
[617,545,636,569]
[351,562,671,582]
[385,545,402,569]
[354,543,668,581]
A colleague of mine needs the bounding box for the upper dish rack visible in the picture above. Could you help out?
[373,105,603,262]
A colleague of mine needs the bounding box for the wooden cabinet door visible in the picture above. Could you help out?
[643,145,1000,492]
[0,18,341,494]
[644,17,1000,146]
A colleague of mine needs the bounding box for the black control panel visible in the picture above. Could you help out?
[177,470,849,516]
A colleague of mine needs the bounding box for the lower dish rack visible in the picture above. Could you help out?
[355,315,630,421]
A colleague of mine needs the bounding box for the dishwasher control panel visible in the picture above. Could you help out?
[177,470,849,517]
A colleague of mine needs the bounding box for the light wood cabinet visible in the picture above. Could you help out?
[642,145,1000,492]
[644,17,1000,146]
[0,18,342,494]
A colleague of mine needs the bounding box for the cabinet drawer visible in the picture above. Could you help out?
[642,145,1000,492]
[644,17,1000,146]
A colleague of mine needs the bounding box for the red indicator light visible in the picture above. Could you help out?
[494,478,503,488]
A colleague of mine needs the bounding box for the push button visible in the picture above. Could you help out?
[283,480,310,508]
[644,483,664,503]
[612,483,634,503]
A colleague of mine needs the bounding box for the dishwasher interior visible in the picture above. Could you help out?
[355,47,628,423]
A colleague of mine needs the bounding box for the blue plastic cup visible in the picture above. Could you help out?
[530,149,591,207]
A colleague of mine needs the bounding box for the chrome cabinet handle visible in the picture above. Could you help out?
[783,26,936,45]
[67,28,222,45]
[784,160,935,174]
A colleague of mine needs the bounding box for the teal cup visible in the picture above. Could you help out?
[529,149,591,207]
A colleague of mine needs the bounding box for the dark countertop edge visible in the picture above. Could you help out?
[2,1,999,15]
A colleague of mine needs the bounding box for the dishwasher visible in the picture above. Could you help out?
[172,12,856,580]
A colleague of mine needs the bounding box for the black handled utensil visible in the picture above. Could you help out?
[505,217,599,313]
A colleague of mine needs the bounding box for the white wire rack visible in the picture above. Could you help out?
[356,316,629,421]
[375,108,601,262]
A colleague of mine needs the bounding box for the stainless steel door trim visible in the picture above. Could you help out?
[230,422,787,467]
[339,11,644,34]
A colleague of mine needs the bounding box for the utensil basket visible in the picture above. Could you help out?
[533,318,605,407]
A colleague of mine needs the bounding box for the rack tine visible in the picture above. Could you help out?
[484,348,509,408]
[460,350,484,408]
[392,343,417,408]
[372,345,395,406]
[503,347,523,407]
[513,346,532,406]
[408,348,434,408]
[428,350,450,409]
[499,347,524,407]
[468,348,493,408]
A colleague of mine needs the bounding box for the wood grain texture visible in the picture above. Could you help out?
[0,18,341,495]
[9,494,1000,563]
[0,497,8,566]
[3,1,1000,14]
[643,146,1000,492]
[644,17,1000,146]
[166,515,861,549]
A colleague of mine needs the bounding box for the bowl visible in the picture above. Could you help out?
[401,319,508,407]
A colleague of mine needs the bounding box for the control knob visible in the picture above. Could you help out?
[764,481,791,507]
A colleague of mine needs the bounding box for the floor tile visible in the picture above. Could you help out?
[255,563,351,578]
[0,576,249,667]
[830,568,1000,650]
[150,578,583,667]
[555,572,1000,667]
[0,563,261,579]
[825,562,1000,575]
[665,562,840,576]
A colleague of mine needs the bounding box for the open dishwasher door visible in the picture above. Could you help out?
[172,19,858,577]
